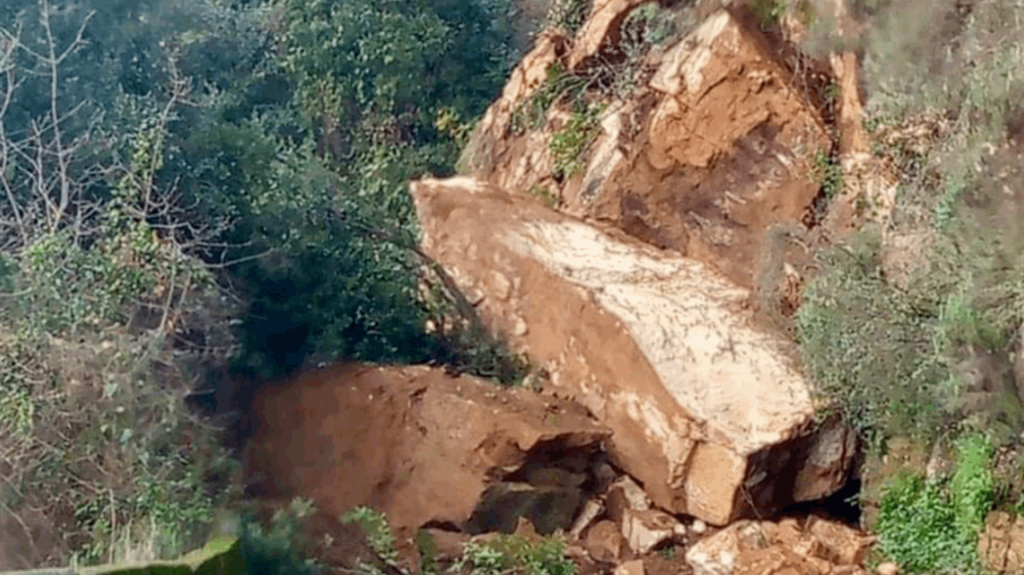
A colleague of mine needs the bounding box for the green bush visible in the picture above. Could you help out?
[949,434,996,539]
[550,103,605,180]
[454,535,577,575]
[875,434,994,574]
[795,229,949,444]
[546,0,591,36]
[876,473,983,574]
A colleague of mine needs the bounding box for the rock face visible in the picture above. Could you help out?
[410,176,856,525]
[978,511,1024,575]
[464,8,831,289]
[240,363,610,547]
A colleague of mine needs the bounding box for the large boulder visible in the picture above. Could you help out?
[464,7,832,289]
[410,176,856,525]
[240,363,610,551]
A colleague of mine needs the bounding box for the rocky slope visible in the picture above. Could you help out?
[236,0,1022,574]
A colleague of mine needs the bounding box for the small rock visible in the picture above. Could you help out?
[569,498,605,540]
[691,519,708,534]
[513,316,529,336]
[877,561,899,575]
[586,520,626,563]
[806,515,874,565]
[622,509,685,555]
[591,459,619,492]
[606,476,652,524]
[614,559,646,575]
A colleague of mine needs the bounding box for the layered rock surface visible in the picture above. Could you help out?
[464,7,831,289]
[410,176,856,525]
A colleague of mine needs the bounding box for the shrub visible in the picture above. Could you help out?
[949,434,995,540]
[550,103,605,180]
[876,473,984,574]
[795,229,950,444]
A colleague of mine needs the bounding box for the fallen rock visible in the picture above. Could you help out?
[876,561,899,575]
[586,519,627,563]
[411,176,856,525]
[690,518,708,535]
[614,558,647,575]
[621,508,686,556]
[605,475,652,525]
[569,498,605,541]
[806,515,874,565]
[688,527,753,575]
[687,515,874,575]
[978,511,1024,574]
[467,8,831,290]
[241,363,610,551]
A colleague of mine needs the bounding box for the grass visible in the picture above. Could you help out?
[510,62,591,135]
[340,506,577,575]
[874,433,995,574]
[454,535,577,575]
[809,148,844,200]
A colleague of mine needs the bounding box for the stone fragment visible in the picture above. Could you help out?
[605,475,652,524]
[586,520,627,563]
[614,559,647,575]
[621,509,686,556]
[806,516,874,565]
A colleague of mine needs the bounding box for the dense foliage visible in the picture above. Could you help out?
[0,0,527,569]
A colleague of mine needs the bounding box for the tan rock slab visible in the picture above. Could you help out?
[411,176,856,525]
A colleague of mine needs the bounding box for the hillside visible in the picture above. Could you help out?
[0,0,1022,574]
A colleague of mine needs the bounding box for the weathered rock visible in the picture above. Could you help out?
[806,516,874,566]
[586,519,627,563]
[569,498,605,541]
[465,8,832,290]
[691,518,708,535]
[241,363,610,547]
[573,9,830,289]
[614,558,647,575]
[457,30,567,176]
[876,561,899,575]
[568,0,651,69]
[605,475,652,525]
[688,515,873,575]
[411,176,856,525]
[978,511,1024,574]
[621,508,686,556]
